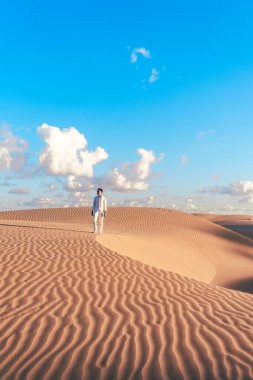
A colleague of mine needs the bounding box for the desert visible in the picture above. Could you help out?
[0,207,253,380]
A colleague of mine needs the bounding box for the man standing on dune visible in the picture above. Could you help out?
[91,188,107,234]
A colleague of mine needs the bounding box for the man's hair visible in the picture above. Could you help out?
[97,188,103,192]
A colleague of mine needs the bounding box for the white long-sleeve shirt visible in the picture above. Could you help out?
[92,195,107,213]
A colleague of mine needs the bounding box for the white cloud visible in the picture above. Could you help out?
[148,68,159,83]
[67,175,83,191]
[146,195,155,204]
[105,148,163,192]
[66,175,94,192]
[64,189,92,208]
[110,167,148,191]
[197,130,214,139]
[185,198,200,210]
[130,47,151,63]
[169,195,204,213]
[136,148,156,179]
[38,123,108,177]
[129,47,164,87]
[198,180,253,203]
[0,124,28,172]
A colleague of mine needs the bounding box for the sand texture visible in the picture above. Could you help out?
[0,207,253,380]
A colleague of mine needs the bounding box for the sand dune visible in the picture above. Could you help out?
[97,208,253,290]
[0,207,253,380]
[195,213,253,240]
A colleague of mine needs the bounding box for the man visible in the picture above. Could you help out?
[91,188,107,234]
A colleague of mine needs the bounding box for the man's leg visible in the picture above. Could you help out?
[93,212,99,233]
[98,212,104,234]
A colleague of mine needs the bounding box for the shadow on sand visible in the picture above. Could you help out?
[225,277,253,294]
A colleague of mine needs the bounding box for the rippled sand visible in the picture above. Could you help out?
[0,207,253,380]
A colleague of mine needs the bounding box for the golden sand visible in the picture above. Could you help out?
[0,207,252,379]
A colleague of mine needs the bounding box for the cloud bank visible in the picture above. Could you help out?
[199,181,253,203]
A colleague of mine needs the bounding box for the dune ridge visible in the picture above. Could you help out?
[0,207,253,380]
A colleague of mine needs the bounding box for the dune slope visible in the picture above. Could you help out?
[97,207,253,290]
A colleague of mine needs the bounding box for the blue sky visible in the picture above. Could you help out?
[1,0,253,212]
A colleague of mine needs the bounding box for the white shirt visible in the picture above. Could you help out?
[92,195,107,213]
